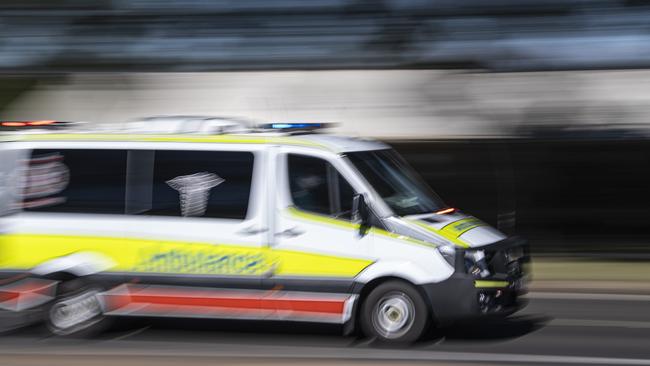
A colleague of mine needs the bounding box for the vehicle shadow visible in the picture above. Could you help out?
[430,314,551,342]
[1,311,550,348]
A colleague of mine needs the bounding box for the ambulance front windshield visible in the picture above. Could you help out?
[346,149,446,216]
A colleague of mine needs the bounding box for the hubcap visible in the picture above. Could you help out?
[49,290,102,333]
[372,292,415,339]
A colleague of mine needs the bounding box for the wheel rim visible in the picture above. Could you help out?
[49,289,102,333]
[371,291,415,339]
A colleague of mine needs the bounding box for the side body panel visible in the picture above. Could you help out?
[0,142,268,282]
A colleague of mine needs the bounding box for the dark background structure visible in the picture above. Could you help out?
[393,138,650,257]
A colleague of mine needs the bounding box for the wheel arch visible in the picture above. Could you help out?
[30,251,115,278]
[348,275,437,336]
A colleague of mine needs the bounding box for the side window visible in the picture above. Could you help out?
[145,150,254,219]
[288,154,355,219]
[23,149,127,214]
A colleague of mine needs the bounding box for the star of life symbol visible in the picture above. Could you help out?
[166,172,225,217]
[18,153,70,209]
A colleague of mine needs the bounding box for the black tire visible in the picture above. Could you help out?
[45,278,110,337]
[360,280,430,343]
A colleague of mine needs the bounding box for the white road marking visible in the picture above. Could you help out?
[400,351,650,365]
[527,292,650,301]
[110,326,150,341]
[551,318,650,329]
[405,352,650,365]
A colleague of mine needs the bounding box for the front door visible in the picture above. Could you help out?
[270,151,374,323]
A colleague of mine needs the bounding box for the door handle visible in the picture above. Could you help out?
[275,227,305,238]
[237,226,268,236]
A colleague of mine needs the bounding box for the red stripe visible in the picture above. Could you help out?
[128,294,344,314]
[262,298,344,314]
[132,303,265,316]
[0,279,56,302]
[0,291,19,302]
[130,295,260,310]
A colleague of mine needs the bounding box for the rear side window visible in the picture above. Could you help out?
[141,150,254,219]
[288,154,355,219]
[22,148,254,220]
[23,149,127,214]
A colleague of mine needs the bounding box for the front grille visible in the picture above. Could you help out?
[485,239,530,286]
[463,237,530,285]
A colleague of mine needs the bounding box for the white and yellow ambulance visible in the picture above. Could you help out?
[0,118,528,342]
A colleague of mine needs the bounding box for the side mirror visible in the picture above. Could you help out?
[352,193,370,237]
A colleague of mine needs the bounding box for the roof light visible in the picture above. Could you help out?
[27,120,56,126]
[435,207,456,215]
[1,122,27,127]
[1,120,70,129]
[274,123,320,129]
[260,122,334,131]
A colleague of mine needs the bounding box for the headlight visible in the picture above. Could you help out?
[437,244,456,267]
[438,246,492,278]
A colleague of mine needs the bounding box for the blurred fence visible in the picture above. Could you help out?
[3,0,650,72]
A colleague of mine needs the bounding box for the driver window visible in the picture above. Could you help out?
[288,154,355,220]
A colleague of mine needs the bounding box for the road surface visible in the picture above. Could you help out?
[0,292,649,365]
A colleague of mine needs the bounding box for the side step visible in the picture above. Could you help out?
[98,284,357,324]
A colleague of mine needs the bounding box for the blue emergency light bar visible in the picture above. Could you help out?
[271,123,319,129]
[259,122,335,131]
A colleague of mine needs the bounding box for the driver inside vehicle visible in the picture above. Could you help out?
[288,154,355,220]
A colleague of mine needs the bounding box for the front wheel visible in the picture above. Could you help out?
[360,280,430,343]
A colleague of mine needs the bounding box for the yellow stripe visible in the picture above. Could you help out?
[474,280,509,288]
[285,206,359,230]
[370,228,437,248]
[273,249,372,278]
[0,233,370,278]
[440,217,485,238]
[10,133,329,150]
[409,219,470,248]
[286,207,436,249]
[271,209,374,276]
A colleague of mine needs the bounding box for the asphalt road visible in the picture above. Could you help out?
[0,292,649,365]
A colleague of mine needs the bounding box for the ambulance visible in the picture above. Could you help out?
[0,118,528,343]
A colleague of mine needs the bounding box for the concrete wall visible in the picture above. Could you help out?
[5,69,650,138]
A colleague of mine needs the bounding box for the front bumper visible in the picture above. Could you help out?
[423,236,529,325]
[422,273,526,326]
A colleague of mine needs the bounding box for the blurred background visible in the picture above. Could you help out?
[4,0,650,257]
[2,0,650,364]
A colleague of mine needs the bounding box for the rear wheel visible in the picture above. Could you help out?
[360,280,430,343]
[45,278,108,337]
